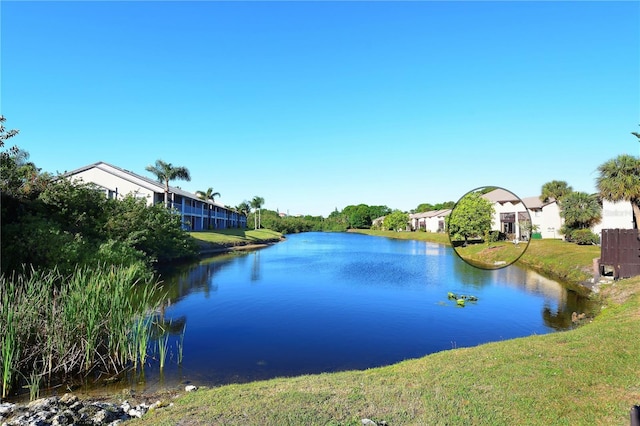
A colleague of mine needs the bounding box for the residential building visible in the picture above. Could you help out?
[409,209,451,233]
[64,162,247,231]
[520,196,563,239]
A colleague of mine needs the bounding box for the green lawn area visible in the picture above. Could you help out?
[129,230,638,425]
[189,228,283,249]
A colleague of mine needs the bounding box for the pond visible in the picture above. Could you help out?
[117,232,594,393]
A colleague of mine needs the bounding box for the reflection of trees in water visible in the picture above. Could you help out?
[251,251,260,282]
[157,255,238,304]
[542,289,597,330]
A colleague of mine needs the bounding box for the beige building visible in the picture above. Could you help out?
[64,162,247,230]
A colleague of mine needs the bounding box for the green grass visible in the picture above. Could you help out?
[452,240,528,269]
[130,231,639,425]
[189,228,283,250]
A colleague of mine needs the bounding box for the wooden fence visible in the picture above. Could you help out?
[600,229,640,279]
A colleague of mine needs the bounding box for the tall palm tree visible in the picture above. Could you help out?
[540,180,573,203]
[195,187,221,203]
[145,159,191,208]
[250,196,265,230]
[596,154,640,229]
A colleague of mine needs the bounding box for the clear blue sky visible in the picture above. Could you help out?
[2,1,638,217]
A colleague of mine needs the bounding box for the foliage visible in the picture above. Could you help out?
[565,228,600,245]
[596,153,640,228]
[447,192,495,242]
[414,201,455,213]
[196,187,221,203]
[540,180,573,203]
[104,195,198,264]
[342,204,391,229]
[250,209,347,234]
[0,265,160,399]
[559,191,602,231]
[383,210,409,231]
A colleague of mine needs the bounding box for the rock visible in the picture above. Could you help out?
[185,385,198,392]
[128,408,144,418]
[59,393,78,406]
[0,402,15,416]
[362,419,377,426]
[27,397,57,412]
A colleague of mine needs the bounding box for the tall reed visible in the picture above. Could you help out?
[0,264,160,399]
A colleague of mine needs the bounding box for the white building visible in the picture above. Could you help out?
[64,162,247,231]
[481,188,530,240]
[409,209,450,233]
[520,196,563,239]
[593,200,635,234]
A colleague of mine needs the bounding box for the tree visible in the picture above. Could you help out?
[0,115,19,145]
[250,196,265,229]
[236,200,251,217]
[383,210,409,231]
[560,192,602,230]
[596,154,640,229]
[196,187,221,203]
[447,191,495,244]
[145,159,191,208]
[540,180,573,203]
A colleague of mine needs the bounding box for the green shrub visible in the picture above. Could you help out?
[566,228,600,245]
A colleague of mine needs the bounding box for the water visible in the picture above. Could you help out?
[129,232,594,391]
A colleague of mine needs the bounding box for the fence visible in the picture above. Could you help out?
[600,229,640,279]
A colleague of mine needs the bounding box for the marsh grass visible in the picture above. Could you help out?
[156,326,170,370]
[0,264,160,399]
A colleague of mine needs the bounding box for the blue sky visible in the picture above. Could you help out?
[2,1,638,217]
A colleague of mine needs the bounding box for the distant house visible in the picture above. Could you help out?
[372,216,386,228]
[409,209,450,233]
[520,196,563,239]
[64,161,247,230]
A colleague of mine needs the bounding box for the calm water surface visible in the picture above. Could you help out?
[131,232,593,391]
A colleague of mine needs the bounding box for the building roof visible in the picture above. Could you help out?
[481,188,521,204]
[64,161,227,208]
[520,196,557,210]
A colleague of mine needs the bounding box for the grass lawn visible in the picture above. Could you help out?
[128,230,639,425]
[452,240,527,269]
[189,228,283,249]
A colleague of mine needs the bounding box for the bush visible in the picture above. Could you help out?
[566,228,600,245]
[488,230,507,242]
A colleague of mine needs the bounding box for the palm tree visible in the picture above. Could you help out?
[596,154,640,229]
[236,201,251,217]
[540,180,573,203]
[559,192,602,229]
[195,188,221,229]
[250,196,265,230]
[145,159,191,208]
[195,187,221,203]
